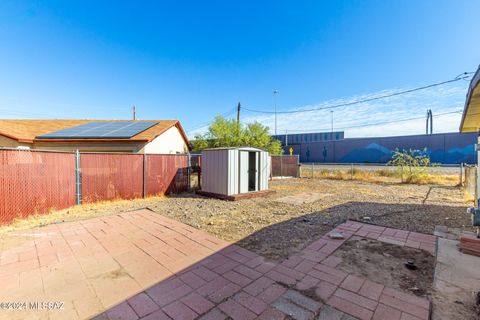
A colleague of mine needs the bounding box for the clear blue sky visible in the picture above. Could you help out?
[0,1,479,137]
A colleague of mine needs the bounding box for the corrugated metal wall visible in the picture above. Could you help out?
[227,149,238,195]
[0,150,76,224]
[201,148,270,196]
[259,152,270,190]
[201,149,228,195]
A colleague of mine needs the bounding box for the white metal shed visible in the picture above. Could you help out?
[200,147,270,197]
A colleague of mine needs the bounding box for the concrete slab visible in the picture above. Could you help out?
[435,238,480,292]
[432,237,480,319]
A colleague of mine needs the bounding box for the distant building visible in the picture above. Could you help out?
[0,119,190,153]
[272,131,344,146]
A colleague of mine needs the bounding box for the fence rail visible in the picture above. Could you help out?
[0,149,192,225]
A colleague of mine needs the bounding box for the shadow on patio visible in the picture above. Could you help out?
[89,200,465,320]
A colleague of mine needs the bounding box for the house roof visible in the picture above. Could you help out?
[0,119,190,144]
[460,66,480,132]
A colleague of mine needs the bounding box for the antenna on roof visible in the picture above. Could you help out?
[133,105,136,120]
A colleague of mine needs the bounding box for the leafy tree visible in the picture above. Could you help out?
[192,116,283,155]
[387,148,433,183]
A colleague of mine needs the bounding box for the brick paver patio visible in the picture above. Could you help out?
[97,220,436,320]
[0,209,229,320]
[0,210,436,320]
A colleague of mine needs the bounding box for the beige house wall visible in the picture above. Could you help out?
[141,126,188,154]
[0,136,31,148]
[32,141,145,153]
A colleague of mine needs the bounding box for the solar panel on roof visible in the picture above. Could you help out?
[37,121,158,139]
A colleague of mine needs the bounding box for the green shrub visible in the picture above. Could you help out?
[387,148,432,183]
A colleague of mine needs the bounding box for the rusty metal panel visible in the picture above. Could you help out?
[0,149,76,224]
[146,154,188,196]
[81,153,143,202]
[271,155,299,177]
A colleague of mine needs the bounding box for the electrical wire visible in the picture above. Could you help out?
[185,106,238,132]
[242,73,473,114]
[282,109,463,133]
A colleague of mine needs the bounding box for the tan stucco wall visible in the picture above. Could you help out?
[142,126,188,154]
[0,136,31,148]
[31,141,145,153]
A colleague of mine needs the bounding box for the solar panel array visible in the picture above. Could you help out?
[37,121,159,139]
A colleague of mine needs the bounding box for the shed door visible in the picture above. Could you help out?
[248,151,259,191]
[239,151,249,193]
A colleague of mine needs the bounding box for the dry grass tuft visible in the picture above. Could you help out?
[301,167,459,186]
[0,195,165,234]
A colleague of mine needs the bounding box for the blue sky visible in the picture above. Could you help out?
[0,1,479,138]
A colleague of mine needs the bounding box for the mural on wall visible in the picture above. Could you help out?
[284,132,477,164]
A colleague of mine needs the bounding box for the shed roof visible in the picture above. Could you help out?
[460,66,480,132]
[203,147,266,152]
[0,119,190,145]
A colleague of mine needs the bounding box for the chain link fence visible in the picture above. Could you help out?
[0,148,193,225]
[299,162,466,184]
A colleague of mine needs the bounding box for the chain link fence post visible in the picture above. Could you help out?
[296,155,300,178]
[280,155,283,179]
[75,150,82,205]
[187,153,192,191]
[459,162,464,186]
[143,154,147,198]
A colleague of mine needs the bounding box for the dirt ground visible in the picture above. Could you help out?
[1,178,472,261]
[334,237,434,297]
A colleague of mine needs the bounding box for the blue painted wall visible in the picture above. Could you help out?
[283,132,477,164]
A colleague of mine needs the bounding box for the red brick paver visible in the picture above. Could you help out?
[0,213,435,320]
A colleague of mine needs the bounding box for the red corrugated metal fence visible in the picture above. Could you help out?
[0,150,76,224]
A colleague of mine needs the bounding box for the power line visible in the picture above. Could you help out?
[282,109,463,133]
[242,73,473,115]
[185,106,237,132]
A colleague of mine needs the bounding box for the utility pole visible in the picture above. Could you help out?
[430,109,433,134]
[237,102,241,132]
[133,105,136,120]
[330,111,334,139]
[426,109,433,134]
[285,130,288,146]
[273,90,279,136]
